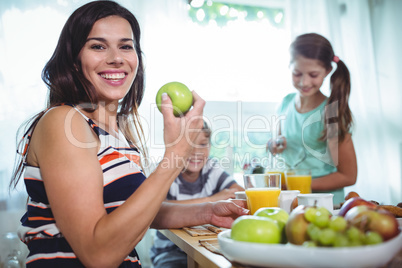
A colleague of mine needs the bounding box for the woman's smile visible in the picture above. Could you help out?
[99,71,128,86]
[79,15,138,102]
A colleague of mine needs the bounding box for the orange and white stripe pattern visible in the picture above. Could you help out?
[19,106,145,267]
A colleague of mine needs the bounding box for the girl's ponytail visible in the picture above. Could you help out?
[323,59,353,142]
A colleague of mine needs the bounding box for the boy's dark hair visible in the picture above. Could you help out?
[202,120,212,141]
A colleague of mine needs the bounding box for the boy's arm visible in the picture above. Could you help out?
[166,182,244,204]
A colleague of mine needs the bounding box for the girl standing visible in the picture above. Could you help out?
[268,33,357,205]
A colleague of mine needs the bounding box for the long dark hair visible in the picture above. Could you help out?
[290,33,353,142]
[10,0,146,189]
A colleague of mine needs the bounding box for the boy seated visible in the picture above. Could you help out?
[150,120,244,268]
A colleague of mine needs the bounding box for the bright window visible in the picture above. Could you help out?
[179,0,292,103]
[0,0,292,198]
[184,0,292,182]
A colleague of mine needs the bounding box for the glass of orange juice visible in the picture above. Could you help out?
[285,169,312,194]
[243,173,281,215]
[266,169,287,190]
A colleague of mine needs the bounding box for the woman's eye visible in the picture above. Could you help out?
[90,44,105,50]
[121,45,134,50]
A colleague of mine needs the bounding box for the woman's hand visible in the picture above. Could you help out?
[160,91,206,161]
[152,200,249,229]
[267,136,287,155]
[208,200,249,228]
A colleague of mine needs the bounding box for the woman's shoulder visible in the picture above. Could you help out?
[40,105,88,125]
[27,105,97,166]
[34,105,95,143]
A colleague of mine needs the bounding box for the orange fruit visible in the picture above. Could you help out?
[345,191,359,201]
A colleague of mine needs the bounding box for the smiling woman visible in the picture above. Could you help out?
[79,15,139,105]
[6,1,248,267]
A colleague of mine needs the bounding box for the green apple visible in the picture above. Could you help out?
[155,81,193,117]
[231,215,281,244]
[254,207,289,225]
[254,207,289,243]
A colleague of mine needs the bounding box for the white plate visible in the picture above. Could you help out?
[218,229,402,268]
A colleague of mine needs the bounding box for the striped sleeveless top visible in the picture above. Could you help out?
[18,106,146,267]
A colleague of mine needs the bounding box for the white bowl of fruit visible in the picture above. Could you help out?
[219,197,402,268]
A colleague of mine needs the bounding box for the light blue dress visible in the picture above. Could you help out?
[276,93,345,205]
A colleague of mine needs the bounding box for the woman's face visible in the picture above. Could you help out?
[290,55,332,97]
[79,15,138,103]
[183,131,211,175]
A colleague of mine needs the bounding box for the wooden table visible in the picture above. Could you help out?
[159,228,241,268]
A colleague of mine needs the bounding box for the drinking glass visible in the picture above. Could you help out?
[243,173,281,215]
[266,169,287,190]
[285,169,312,194]
[0,232,23,268]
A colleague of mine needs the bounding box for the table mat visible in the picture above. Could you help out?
[199,238,222,255]
[205,224,226,234]
[183,226,216,236]
[183,225,226,237]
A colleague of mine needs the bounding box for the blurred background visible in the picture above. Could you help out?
[0,0,401,257]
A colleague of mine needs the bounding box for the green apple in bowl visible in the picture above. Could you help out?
[254,207,289,225]
[155,81,193,117]
[254,207,289,243]
[231,215,281,244]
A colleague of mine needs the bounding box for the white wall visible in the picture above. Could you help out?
[369,0,402,203]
